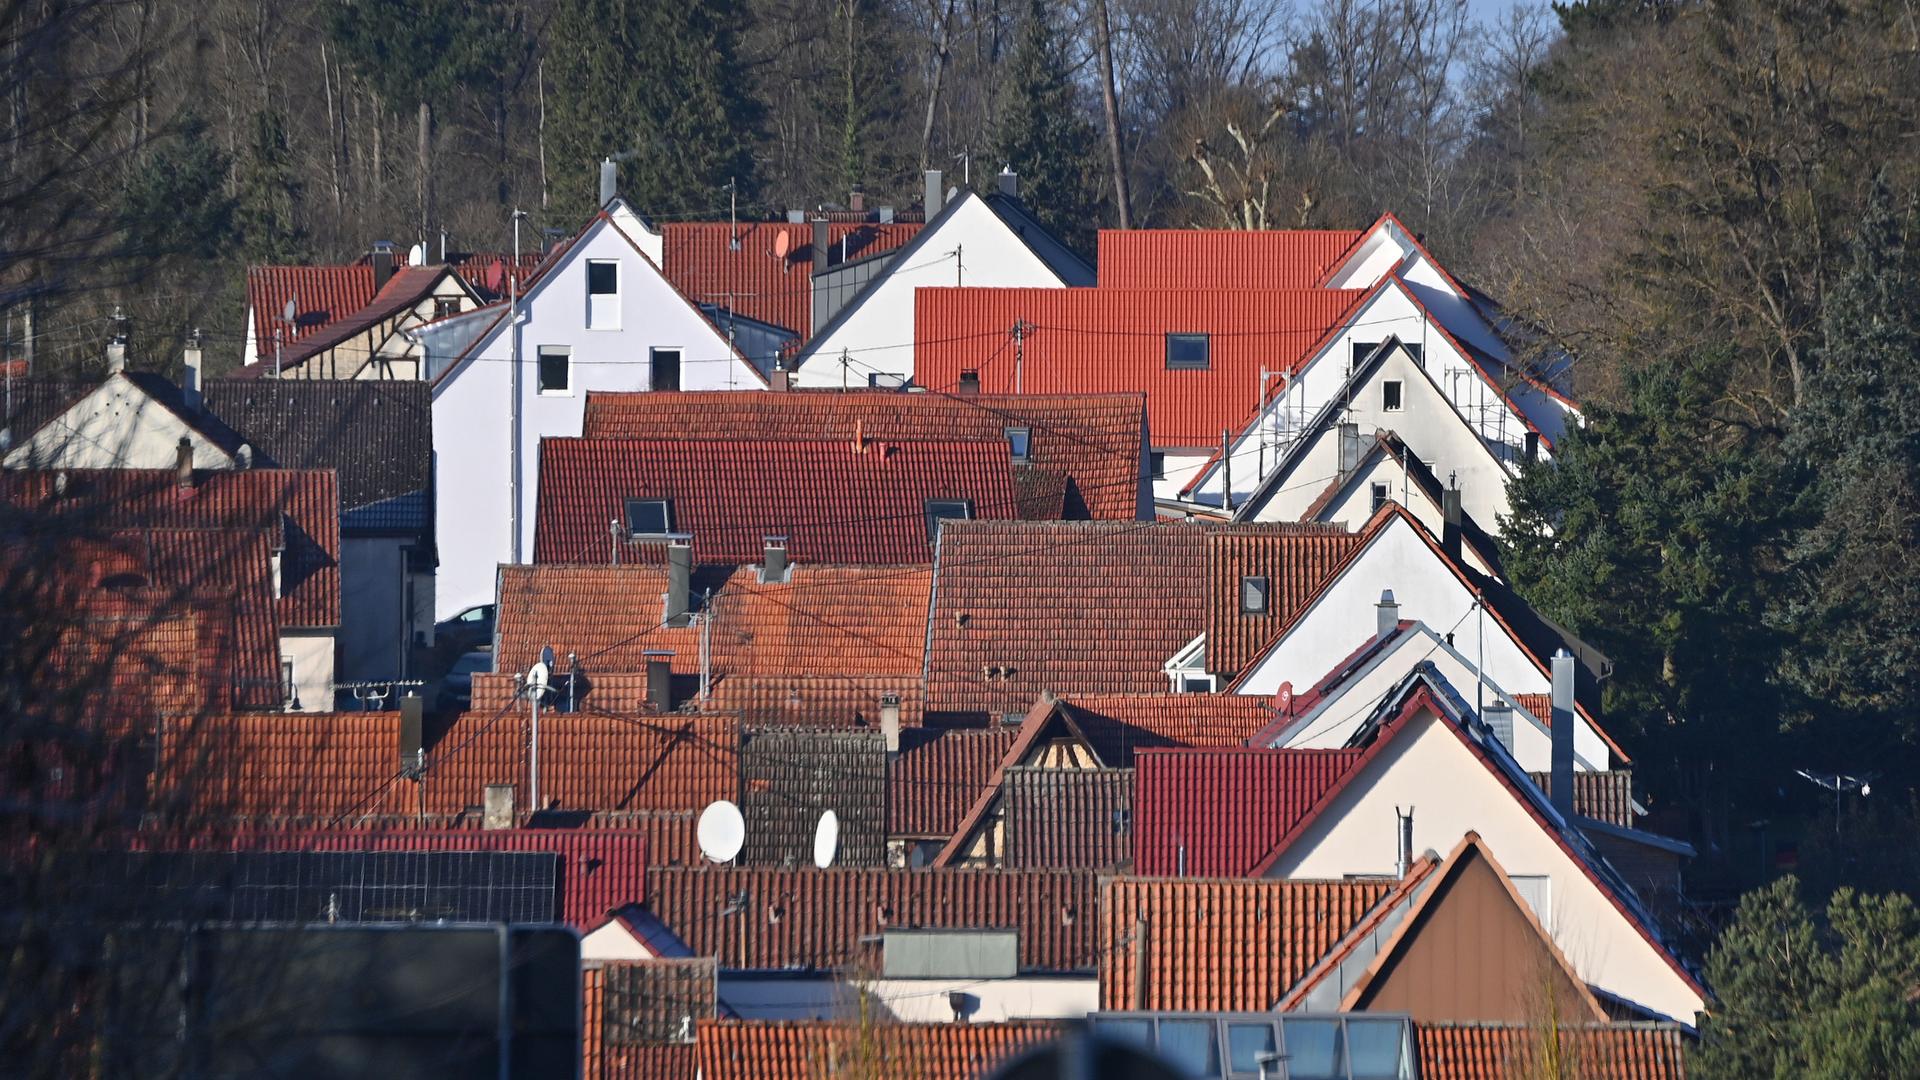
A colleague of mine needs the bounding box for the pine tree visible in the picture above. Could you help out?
[235,110,307,264]
[120,111,235,263]
[1771,181,1920,748]
[990,0,1102,252]
[546,0,760,223]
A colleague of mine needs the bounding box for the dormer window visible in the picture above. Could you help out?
[869,372,907,389]
[1004,427,1032,463]
[924,499,972,541]
[1239,575,1270,615]
[586,260,619,329]
[1165,334,1209,370]
[624,498,672,537]
[958,369,981,393]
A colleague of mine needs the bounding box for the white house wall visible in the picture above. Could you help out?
[1298,457,1497,577]
[794,193,1077,388]
[281,629,335,712]
[1264,709,1703,1023]
[427,214,760,619]
[1323,222,1513,366]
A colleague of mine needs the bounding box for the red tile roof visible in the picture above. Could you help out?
[1414,1022,1689,1080]
[661,221,921,338]
[1205,524,1364,678]
[914,287,1366,446]
[244,827,649,931]
[277,265,455,369]
[451,251,546,300]
[156,712,400,821]
[889,728,1019,839]
[581,389,1148,521]
[534,438,1026,565]
[643,867,1099,972]
[1528,769,1638,829]
[1132,747,1362,876]
[246,265,377,359]
[694,1019,1060,1080]
[1057,693,1283,766]
[1000,766,1133,870]
[495,563,930,678]
[925,520,1210,721]
[1096,229,1365,290]
[588,959,713,1080]
[1098,876,1398,1010]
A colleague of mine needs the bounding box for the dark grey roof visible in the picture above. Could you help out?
[2,372,251,460]
[1001,766,1133,871]
[204,379,431,519]
[739,727,886,869]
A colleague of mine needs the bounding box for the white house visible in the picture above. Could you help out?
[415,198,767,620]
[1286,429,1502,577]
[1256,669,1705,1024]
[789,171,1093,389]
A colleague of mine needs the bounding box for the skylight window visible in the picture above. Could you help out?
[924,499,972,541]
[1004,427,1032,463]
[1240,575,1271,615]
[1166,333,1210,370]
[624,498,672,536]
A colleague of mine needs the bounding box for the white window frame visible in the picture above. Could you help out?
[537,346,573,396]
[586,259,620,330]
[650,347,683,392]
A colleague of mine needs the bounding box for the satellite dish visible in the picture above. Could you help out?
[282,297,297,324]
[772,231,792,260]
[525,661,550,700]
[698,801,745,863]
[812,809,840,869]
[408,242,427,267]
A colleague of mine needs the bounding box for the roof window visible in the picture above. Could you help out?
[924,499,972,542]
[1166,333,1210,370]
[1240,575,1271,615]
[1004,426,1032,463]
[624,498,672,537]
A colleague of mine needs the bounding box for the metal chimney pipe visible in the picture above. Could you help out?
[598,158,618,206]
[1375,589,1399,641]
[924,170,944,216]
[1550,649,1576,817]
[1395,807,1414,877]
[812,218,829,275]
[665,536,692,625]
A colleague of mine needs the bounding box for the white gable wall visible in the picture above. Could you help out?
[1323,221,1512,366]
[428,215,759,619]
[1265,708,1703,1023]
[3,375,237,470]
[1299,456,1497,577]
[794,192,1077,388]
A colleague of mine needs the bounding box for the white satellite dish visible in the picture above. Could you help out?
[525,661,550,700]
[697,800,745,864]
[408,241,428,267]
[812,809,840,869]
[282,297,297,324]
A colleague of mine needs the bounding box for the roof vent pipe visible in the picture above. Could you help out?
[646,651,674,712]
[1395,806,1414,878]
[924,170,944,217]
[1375,589,1399,641]
[664,535,693,625]
[598,158,618,207]
[1550,649,1576,818]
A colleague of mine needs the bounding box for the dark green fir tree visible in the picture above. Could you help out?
[990,0,1102,252]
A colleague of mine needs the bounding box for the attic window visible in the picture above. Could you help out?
[1239,575,1271,615]
[586,260,619,329]
[1165,333,1210,370]
[1405,342,1424,366]
[924,499,972,541]
[1382,380,1403,411]
[868,372,908,389]
[1004,427,1032,463]
[433,297,460,320]
[1149,452,1167,480]
[1371,482,1389,513]
[624,498,672,537]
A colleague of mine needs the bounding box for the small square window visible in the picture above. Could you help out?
[625,498,672,536]
[1179,675,1216,693]
[1351,340,1380,372]
[1165,333,1210,370]
[1149,452,1167,480]
[1240,575,1271,614]
[1382,380,1403,411]
[651,349,682,392]
[433,297,460,320]
[1370,482,1389,513]
[868,372,907,389]
[587,261,618,295]
[1005,427,1032,462]
[924,499,972,541]
[538,347,570,394]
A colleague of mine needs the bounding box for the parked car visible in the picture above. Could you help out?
[435,603,495,652]
[437,649,494,712]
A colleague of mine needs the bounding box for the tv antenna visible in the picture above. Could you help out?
[812,809,840,869]
[697,800,746,864]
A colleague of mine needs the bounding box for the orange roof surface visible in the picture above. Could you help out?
[581,389,1148,521]
[1414,1022,1689,1080]
[1099,877,1399,1010]
[1132,747,1364,876]
[914,287,1365,446]
[661,221,921,338]
[1097,228,1364,289]
[694,1019,1060,1080]
[1206,524,1364,678]
[246,265,377,358]
[890,727,1019,838]
[1057,693,1281,765]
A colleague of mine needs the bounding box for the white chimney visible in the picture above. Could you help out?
[181,329,203,413]
[1375,589,1399,641]
[924,170,944,217]
[996,166,1018,199]
[1550,649,1576,817]
[599,158,618,206]
[880,693,901,754]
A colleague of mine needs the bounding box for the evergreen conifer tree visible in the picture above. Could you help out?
[235,111,306,263]
[990,0,1102,251]
[121,112,235,263]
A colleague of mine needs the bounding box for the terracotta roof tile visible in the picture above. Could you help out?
[1000,766,1132,871]
[1528,769,1637,829]
[889,728,1018,839]
[581,390,1147,521]
[644,867,1098,972]
[1098,876,1397,1010]
[695,1018,1059,1080]
[1097,229,1365,290]
[1205,525,1364,678]
[246,265,377,358]
[1057,693,1280,766]
[661,221,921,338]
[926,521,1210,722]
[1132,747,1362,876]
[740,728,886,868]
[156,712,399,821]
[1414,1022,1689,1080]
[914,288,1365,446]
[535,439,1026,565]
[591,958,715,1074]
[705,675,923,729]
[496,564,931,679]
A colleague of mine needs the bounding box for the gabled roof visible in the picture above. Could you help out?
[2,371,252,466]
[925,520,1211,721]
[274,265,470,369]
[643,866,1098,972]
[1414,1021,1689,1080]
[1294,429,1505,574]
[889,727,1018,839]
[739,727,886,868]
[246,265,377,357]
[1098,876,1399,1010]
[1205,523,1364,677]
[694,1019,1061,1080]
[581,389,1148,521]
[660,220,922,338]
[203,380,431,521]
[914,287,1367,446]
[1096,228,1366,289]
[1132,747,1363,876]
[535,438,1026,565]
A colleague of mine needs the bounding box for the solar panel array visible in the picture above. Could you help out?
[97,851,561,925]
